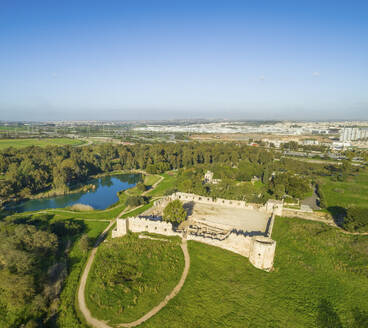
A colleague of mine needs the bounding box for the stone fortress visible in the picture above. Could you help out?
[113,192,283,272]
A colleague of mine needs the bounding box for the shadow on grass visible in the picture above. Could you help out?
[327,206,346,227]
[316,299,342,328]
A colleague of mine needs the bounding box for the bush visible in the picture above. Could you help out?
[135,182,147,193]
[343,206,368,232]
[125,195,147,207]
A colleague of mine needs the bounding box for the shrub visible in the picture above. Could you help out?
[343,206,368,232]
[125,195,147,207]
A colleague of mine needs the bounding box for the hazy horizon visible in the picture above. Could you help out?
[1,0,367,121]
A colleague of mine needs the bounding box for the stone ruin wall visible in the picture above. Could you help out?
[154,192,284,218]
[154,192,261,211]
[112,216,276,271]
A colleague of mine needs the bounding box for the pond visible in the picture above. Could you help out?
[9,174,141,213]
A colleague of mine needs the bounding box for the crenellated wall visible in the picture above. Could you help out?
[154,192,257,210]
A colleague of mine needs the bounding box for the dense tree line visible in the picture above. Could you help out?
[0,213,85,327]
[0,142,355,205]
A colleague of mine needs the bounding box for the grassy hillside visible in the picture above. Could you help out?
[139,217,368,328]
[0,138,85,149]
[85,234,184,325]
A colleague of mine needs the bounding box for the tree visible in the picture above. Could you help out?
[163,200,187,224]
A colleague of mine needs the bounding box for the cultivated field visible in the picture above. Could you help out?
[0,138,85,149]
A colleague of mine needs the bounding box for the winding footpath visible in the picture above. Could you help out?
[78,174,191,328]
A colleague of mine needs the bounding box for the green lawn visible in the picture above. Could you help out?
[144,174,161,187]
[138,217,368,328]
[146,172,178,197]
[0,138,85,149]
[85,234,184,325]
[320,169,368,209]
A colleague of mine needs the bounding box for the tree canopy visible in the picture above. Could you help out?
[163,200,187,224]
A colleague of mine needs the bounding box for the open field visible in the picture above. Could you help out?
[144,174,161,187]
[146,172,178,197]
[137,217,368,328]
[85,234,184,325]
[320,169,368,209]
[0,138,85,149]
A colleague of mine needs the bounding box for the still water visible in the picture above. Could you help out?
[10,174,141,213]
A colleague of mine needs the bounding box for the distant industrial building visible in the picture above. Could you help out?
[340,127,368,142]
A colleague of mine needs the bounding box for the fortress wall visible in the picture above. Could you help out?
[128,217,180,236]
[186,232,252,258]
[154,193,264,211]
[171,192,248,209]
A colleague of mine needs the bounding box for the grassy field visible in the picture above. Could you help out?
[0,138,85,149]
[320,168,368,209]
[85,234,184,325]
[144,174,161,187]
[146,172,178,197]
[137,217,368,328]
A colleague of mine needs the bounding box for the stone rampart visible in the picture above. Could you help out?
[112,217,180,238]
[155,192,257,210]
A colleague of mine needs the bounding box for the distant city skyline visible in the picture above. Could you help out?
[0,0,367,121]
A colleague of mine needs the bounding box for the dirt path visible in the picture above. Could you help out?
[118,238,189,327]
[78,220,117,328]
[78,237,190,328]
[78,173,192,328]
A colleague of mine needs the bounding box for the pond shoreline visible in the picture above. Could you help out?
[4,173,142,213]
[2,170,144,208]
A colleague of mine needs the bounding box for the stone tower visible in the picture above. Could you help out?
[112,218,128,238]
[249,236,276,272]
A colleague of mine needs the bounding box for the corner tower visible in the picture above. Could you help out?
[249,236,276,272]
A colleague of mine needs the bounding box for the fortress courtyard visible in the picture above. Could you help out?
[147,199,270,234]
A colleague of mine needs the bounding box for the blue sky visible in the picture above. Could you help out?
[0,0,367,121]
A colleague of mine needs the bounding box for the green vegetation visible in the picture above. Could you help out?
[125,195,148,207]
[147,173,177,197]
[163,200,187,224]
[85,234,184,324]
[0,212,92,327]
[140,217,368,328]
[143,174,161,187]
[57,220,109,328]
[0,138,84,150]
[343,206,368,232]
[319,168,368,209]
